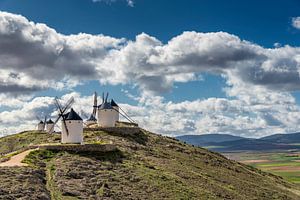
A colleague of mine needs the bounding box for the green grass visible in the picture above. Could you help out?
[226,151,300,185]
[0,131,60,156]
[23,149,58,167]
[273,172,300,183]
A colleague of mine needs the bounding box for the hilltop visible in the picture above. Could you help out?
[0,129,300,200]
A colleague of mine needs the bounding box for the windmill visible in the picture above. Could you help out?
[46,118,55,133]
[97,92,137,127]
[49,96,75,135]
[97,92,115,127]
[85,92,98,127]
[50,96,83,144]
[36,115,47,131]
[92,92,98,119]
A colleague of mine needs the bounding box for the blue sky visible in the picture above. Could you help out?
[0,0,300,137]
[1,0,299,102]
[1,0,299,45]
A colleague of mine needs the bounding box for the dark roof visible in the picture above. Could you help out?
[87,115,97,121]
[111,99,118,107]
[99,102,113,110]
[65,108,83,121]
[46,119,54,124]
[38,121,44,124]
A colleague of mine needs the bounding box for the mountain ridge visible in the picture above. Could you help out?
[176,132,300,151]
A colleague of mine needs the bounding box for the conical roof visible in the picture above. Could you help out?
[65,108,83,120]
[111,99,118,107]
[38,121,44,124]
[46,119,54,124]
[99,102,113,110]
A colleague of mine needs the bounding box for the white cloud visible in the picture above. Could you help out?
[1,12,300,96]
[2,12,300,137]
[292,17,300,29]
[1,89,300,138]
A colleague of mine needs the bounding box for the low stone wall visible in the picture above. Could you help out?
[85,127,141,135]
[115,121,139,127]
[33,144,117,153]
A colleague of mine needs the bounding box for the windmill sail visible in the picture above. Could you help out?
[49,96,74,135]
[92,92,97,118]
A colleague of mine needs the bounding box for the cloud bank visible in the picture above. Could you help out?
[1,11,300,96]
[1,11,300,137]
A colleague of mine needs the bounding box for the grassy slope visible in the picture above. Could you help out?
[0,130,300,199]
[225,152,300,185]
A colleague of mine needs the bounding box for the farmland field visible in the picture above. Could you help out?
[224,151,300,184]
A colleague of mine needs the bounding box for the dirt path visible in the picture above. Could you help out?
[0,149,37,167]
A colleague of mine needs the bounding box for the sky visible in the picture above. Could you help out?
[0,0,300,138]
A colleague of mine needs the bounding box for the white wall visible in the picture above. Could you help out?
[37,123,44,131]
[97,109,118,127]
[46,123,54,133]
[61,120,83,144]
[113,106,119,122]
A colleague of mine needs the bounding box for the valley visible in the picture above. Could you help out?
[225,151,300,185]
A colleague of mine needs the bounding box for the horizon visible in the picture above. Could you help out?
[1,0,300,138]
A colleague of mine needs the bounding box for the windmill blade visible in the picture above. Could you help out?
[62,97,74,114]
[105,92,109,102]
[44,116,47,124]
[62,117,70,136]
[118,106,134,122]
[113,107,135,124]
[102,92,105,103]
[52,96,74,135]
[54,123,61,130]
[36,116,42,122]
[118,105,136,123]
[54,97,64,114]
[93,92,98,107]
[92,92,98,117]
[48,115,61,133]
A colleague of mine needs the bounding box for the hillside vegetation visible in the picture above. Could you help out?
[0,129,300,199]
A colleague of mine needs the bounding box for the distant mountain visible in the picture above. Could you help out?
[176,134,244,146]
[212,138,300,152]
[260,132,300,144]
[176,133,300,152]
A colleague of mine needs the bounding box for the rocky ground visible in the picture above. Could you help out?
[0,167,50,200]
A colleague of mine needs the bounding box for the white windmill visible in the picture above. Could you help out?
[97,92,118,127]
[50,97,83,144]
[85,92,98,127]
[36,116,46,131]
[46,119,55,133]
[96,92,136,127]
